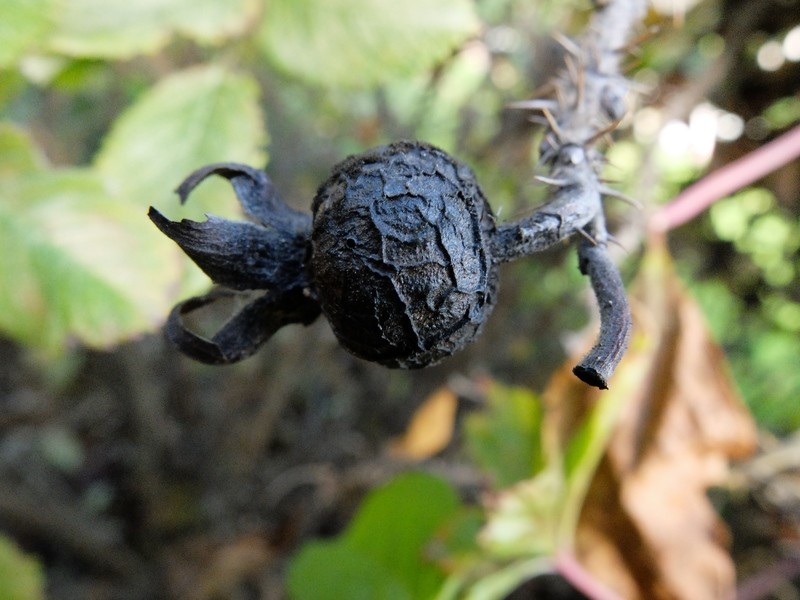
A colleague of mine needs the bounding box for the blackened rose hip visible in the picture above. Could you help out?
[149,139,629,388]
[310,142,498,368]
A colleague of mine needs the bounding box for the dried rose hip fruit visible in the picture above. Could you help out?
[150,138,631,389]
[149,141,497,368]
[311,142,498,368]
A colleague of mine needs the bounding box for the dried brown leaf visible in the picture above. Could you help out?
[569,235,757,600]
[388,386,459,460]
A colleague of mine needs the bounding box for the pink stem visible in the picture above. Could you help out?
[556,550,626,600]
[650,124,800,232]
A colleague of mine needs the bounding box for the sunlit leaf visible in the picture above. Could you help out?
[95,65,267,219]
[0,0,54,68]
[258,0,480,88]
[287,472,460,600]
[0,535,44,600]
[47,0,259,58]
[0,169,180,352]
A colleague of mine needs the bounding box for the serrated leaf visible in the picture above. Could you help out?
[0,0,54,67]
[95,65,266,226]
[0,535,44,600]
[0,169,180,352]
[259,0,480,88]
[47,0,259,59]
[287,473,460,600]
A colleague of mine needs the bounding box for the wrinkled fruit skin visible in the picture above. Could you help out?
[311,141,499,368]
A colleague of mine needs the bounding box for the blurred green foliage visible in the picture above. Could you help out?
[0,535,44,600]
[692,186,800,431]
[464,382,543,487]
[287,472,461,600]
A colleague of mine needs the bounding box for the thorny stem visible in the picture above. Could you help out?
[500,0,645,387]
[491,144,603,262]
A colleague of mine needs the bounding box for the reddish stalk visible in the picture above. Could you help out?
[651,124,800,232]
[556,551,626,600]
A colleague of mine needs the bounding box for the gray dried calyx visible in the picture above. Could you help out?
[149,140,630,388]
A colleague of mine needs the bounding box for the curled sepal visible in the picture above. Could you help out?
[149,207,308,291]
[166,288,321,364]
[149,162,313,292]
[176,162,310,235]
[572,239,632,389]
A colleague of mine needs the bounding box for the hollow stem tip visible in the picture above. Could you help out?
[572,240,631,389]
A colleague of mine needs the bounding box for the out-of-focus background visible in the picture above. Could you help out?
[0,0,799,598]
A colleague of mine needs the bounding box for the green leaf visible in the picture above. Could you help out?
[344,472,460,598]
[0,123,47,177]
[288,543,411,600]
[259,0,480,88]
[47,0,259,59]
[385,43,492,150]
[0,0,54,67]
[464,382,543,487]
[287,472,460,600]
[0,535,44,600]
[0,168,180,352]
[95,64,267,220]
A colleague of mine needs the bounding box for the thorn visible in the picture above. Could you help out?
[541,107,564,142]
[576,64,586,110]
[507,99,558,111]
[554,84,568,111]
[616,25,661,54]
[553,32,581,56]
[599,185,643,209]
[577,227,599,245]
[527,116,549,127]
[584,118,624,146]
[535,175,571,186]
[623,56,644,75]
[607,234,629,253]
[563,55,586,110]
[538,133,560,166]
[565,54,580,83]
